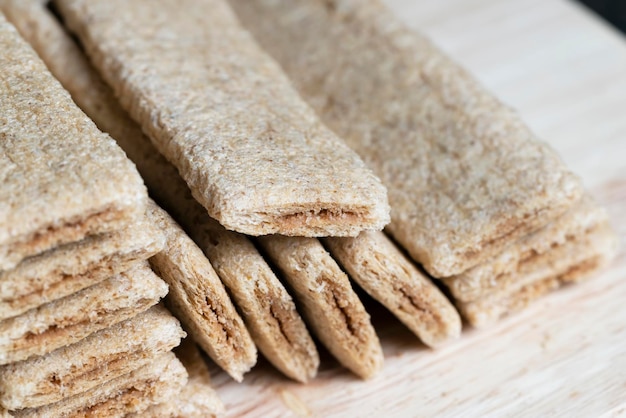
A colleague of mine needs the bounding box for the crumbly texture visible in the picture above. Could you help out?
[228,0,583,276]
[137,339,225,418]
[16,5,320,383]
[457,221,618,327]
[147,202,257,382]
[0,13,147,270]
[443,195,610,302]
[0,262,167,365]
[324,231,461,348]
[54,0,390,237]
[258,235,383,379]
[0,215,164,320]
[12,352,187,418]
[0,305,184,410]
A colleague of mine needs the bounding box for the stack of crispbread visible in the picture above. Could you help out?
[0,11,204,416]
[225,0,618,327]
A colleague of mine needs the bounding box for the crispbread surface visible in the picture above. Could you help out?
[11,352,187,418]
[227,0,583,276]
[54,0,390,237]
[0,13,146,270]
[324,231,461,348]
[0,305,184,410]
[0,217,164,320]
[148,202,257,382]
[0,263,167,365]
[258,235,383,379]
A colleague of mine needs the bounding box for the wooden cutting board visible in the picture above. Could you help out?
[208,0,626,416]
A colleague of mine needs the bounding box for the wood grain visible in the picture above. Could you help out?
[208,0,626,416]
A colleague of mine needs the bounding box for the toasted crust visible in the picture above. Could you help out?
[0,305,184,410]
[443,195,611,302]
[227,0,583,276]
[13,3,319,383]
[457,222,618,327]
[137,339,225,418]
[258,236,383,379]
[0,263,167,365]
[12,352,187,418]
[54,0,390,237]
[0,216,164,320]
[324,231,461,348]
[148,202,257,382]
[0,13,146,270]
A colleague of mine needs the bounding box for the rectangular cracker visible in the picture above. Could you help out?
[0,305,184,410]
[0,13,147,270]
[0,216,164,320]
[227,0,583,276]
[258,235,383,379]
[54,0,390,237]
[147,202,257,382]
[457,222,617,327]
[0,262,167,365]
[324,231,461,348]
[11,352,187,418]
[443,195,611,302]
[138,339,225,418]
[12,4,320,383]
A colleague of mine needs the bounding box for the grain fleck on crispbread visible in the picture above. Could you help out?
[227,0,583,276]
[54,0,390,237]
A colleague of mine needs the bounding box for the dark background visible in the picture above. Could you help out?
[577,0,626,33]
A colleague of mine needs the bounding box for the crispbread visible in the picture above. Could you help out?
[14,5,320,383]
[138,339,225,418]
[443,196,611,302]
[457,222,618,327]
[0,262,167,365]
[148,202,257,382]
[11,352,187,418]
[0,13,147,271]
[324,231,461,348]
[258,236,383,379]
[0,216,164,320]
[227,0,583,276]
[54,0,390,237]
[0,305,184,410]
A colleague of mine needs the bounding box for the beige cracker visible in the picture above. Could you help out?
[11,352,187,418]
[11,3,320,383]
[324,231,461,348]
[0,13,146,270]
[0,216,164,320]
[0,263,167,365]
[54,0,390,237]
[227,0,583,276]
[457,221,617,327]
[148,202,257,382]
[0,305,184,410]
[258,235,383,379]
[138,339,225,418]
[443,195,611,302]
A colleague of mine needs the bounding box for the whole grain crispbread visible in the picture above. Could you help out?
[0,305,184,410]
[0,216,164,320]
[324,231,461,348]
[11,352,187,418]
[258,235,383,379]
[0,13,147,270]
[54,0,390,237]
[0,262,167,365]
[227,0,583,276]
[147,202,257,382]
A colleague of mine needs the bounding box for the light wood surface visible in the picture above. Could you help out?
[208,1,626,416]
